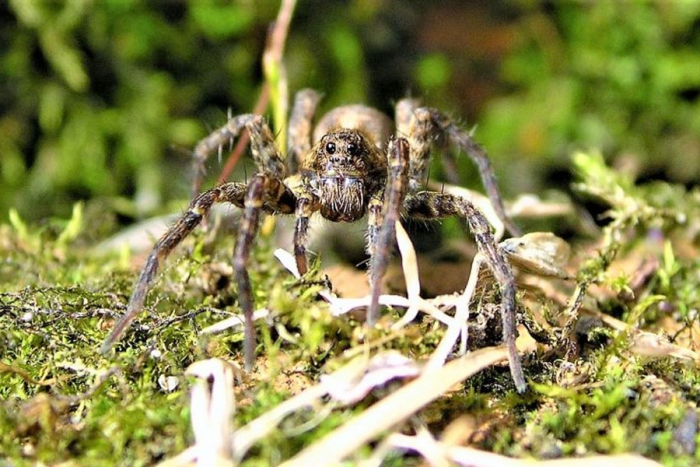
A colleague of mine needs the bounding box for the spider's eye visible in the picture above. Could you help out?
[346,142,359,156]
[325,142,336,154]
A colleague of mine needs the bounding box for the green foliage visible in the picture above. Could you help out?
[0,200,349,465]
[1,1,280,221]
[479,1,700,190]
[3,1,700,224]
[416,53,452,104]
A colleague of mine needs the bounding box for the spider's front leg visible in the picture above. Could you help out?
[234,173,297,370]
[404,191,527,393]
[217,115,294,370]
[291,189,317,277]
[100,182,248,354]
[104,115,295,371]
[287,89,322,277]
[364,138,410,324]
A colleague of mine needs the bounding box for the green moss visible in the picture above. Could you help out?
[2,147,700,465]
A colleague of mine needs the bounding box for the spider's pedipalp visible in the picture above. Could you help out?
[404,191,526,393]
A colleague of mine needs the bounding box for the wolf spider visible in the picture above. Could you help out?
[101,89,526,392]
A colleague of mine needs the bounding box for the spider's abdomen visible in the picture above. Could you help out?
[318,176,366,222]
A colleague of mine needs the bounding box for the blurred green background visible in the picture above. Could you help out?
[2,0,699,225]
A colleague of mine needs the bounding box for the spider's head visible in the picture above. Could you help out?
[304,129,387,222]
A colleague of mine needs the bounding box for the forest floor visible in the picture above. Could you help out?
[1,151,700,466]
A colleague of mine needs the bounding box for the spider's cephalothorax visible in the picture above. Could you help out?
[304,129,386,222]
[101,89,527,393]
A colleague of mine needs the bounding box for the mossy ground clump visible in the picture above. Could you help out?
[1,152,700,466]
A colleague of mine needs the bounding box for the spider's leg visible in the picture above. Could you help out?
[234,174,297,369]
[396,99,462,188]
[288,89,321,172]
[246,116,287,179]
[100,182,248,354]
[106,114,293,365]
[365,193,385,324]
[287,90,321,275]
[395,99,434,191]
[233,176,265,371]
[395,97,420,137]
[396,98,520,237]
[404,191,526,393]
[367,138,410,324]
[427,109,521,237]
[191,114,258,200]
[232,116,296,369]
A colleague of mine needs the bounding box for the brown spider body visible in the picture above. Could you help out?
[101,90,528,393]
[304,128,386,222]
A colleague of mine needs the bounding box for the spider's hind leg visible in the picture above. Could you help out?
[404,191,526,393]
[191,114,257,200]
[288,89,321,171]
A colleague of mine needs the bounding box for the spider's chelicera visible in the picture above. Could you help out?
[101,89,527,393]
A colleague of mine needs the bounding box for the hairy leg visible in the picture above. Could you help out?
[233,176,264,370]
[105,113,294,363]
[246,115,288,180]
[397,97,460,187]
[429,109,521,237]
[404,191,526,393]
[191,114,287,198]
[288,89,321,171]
[101,176,297,364]
[367,138,410,325]
[191,114,255,200]
[287,89,322,276]
[395,99,433,190]
[101,183,247,354]
[394,97,419,142]
[395,99,521,237]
